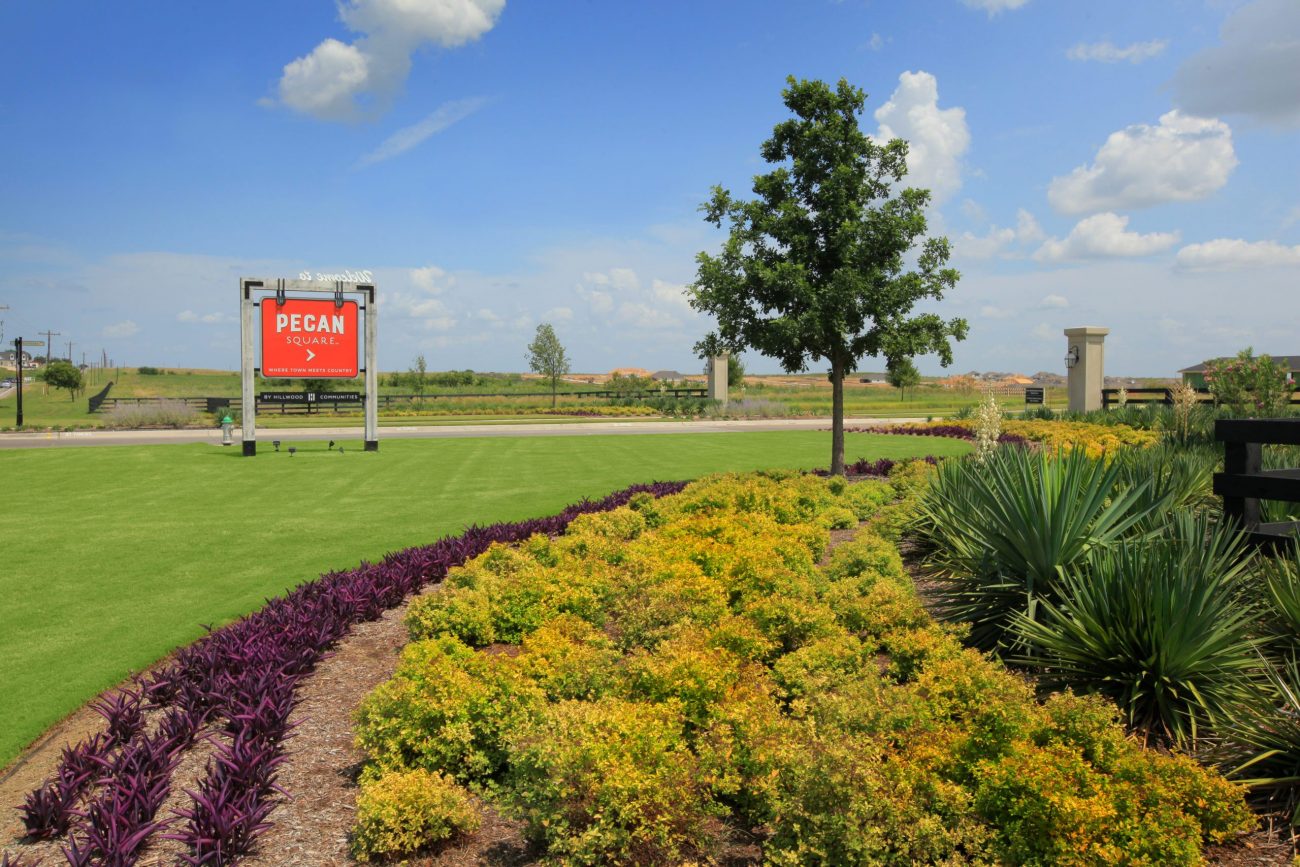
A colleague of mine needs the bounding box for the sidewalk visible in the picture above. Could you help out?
[0,416,925,449]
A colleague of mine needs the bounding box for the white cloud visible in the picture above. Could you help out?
[873,71,970,205]
[583,268,640,293]
[357,98,488,166]
[1175,239,1300,270]
[577,286,613,314]
[1034,213,1180,262]
[955,208,1043,259]
[1172,0,1300,127]
[1031,323,1054,341]
[275,0,505,121]
[958,226,1017,259]
[1039,293,1069,308]
[177,310,232,324]
[1015,209,1045,244]
[960,0,1031,16]
[650,279,692,312]
[277,39,371,121]
[543,306,573,322]
[616,302,679,330]
[1047,111,1237,214]
[103,320,140,339]
[979,305,1015,319]
[409,265,454,295]
[1067,39,1168,64]
[867,32,885,51]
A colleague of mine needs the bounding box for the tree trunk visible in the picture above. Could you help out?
[552,378,557,408]
[831,353,845,476]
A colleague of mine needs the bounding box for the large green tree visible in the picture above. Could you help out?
[690,77,968,475]
[527,323,571,407]
[43,360,83,401]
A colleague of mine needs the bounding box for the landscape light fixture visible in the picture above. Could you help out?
[288,447,297,457]
[1064,346,1079,369]
[272,440,281,452]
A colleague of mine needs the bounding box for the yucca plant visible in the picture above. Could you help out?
[1257,543,1300,662]
[914,446,1162,651]
[1231,655,1300,824]
[1112,442,1220,521]
[1012,512,1259,746]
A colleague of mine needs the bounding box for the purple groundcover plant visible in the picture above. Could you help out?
[811,456,941,478]
[16,480,687,866]
[847,424,1029,446]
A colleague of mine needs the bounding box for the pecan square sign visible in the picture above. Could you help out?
[260,298,360,379]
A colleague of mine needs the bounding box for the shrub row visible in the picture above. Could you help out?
[863,419,1160,457]
[353,468,1251,865]
[12,480,685,867]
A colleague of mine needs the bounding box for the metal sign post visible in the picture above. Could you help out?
[239,278,378,456]
[13,338,43,427]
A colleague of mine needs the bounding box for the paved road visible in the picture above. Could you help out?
[0,417,924,449]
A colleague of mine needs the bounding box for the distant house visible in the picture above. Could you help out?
[0,349,31,366]
[651,370,685,382]
[1180,355,1300,388]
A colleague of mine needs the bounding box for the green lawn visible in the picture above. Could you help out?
[0,431,968,767]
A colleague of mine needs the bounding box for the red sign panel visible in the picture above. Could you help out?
[260,298,359,379]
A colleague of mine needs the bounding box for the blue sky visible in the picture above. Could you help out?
[2,0,1298,376]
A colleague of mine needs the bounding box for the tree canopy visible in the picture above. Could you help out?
[887,356,921,401]
[43,360,83,400]
[689,76,967,474]
[527,323,571,407]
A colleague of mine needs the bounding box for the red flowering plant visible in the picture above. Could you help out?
[1202,347,1293,418]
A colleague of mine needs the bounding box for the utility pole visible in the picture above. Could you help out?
[67,340,73,365]
[41,330,60,394]
[0,304,9,346]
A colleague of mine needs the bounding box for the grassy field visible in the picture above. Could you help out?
[1,365,1068,429]
[0,431,969,768]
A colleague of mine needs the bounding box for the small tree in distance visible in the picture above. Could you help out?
[690,76,968,475]
[886,356,921,401]
[527,323,571,408]
[43,360,83,401]
[407,354,428,400]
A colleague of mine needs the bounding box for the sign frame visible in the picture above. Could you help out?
[1024,387,1045,405]
[240,278,378,455]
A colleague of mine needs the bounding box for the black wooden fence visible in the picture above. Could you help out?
[1104,387,1300,408]
[86,381,115,413]
[1214,418,1300,549]
[91,388,708,415]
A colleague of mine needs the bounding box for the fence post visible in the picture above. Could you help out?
[1222,440,1262,530]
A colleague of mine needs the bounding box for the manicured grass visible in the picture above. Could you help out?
[0,430,968,767]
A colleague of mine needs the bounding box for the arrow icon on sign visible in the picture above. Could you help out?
[306,348,316,362]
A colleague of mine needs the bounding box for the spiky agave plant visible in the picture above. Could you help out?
[1012,511,1260,747]
[913,446,1161,652]
[1231,655,1300,824]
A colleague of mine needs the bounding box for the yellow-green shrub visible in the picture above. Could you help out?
[505,698,724,865]
[353,635,542,782]
[354,471,1251,865]
[516,614,624,701]
[351,769,480,862]
[823,532,905,583]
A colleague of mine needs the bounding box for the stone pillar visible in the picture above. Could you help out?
[707,354,729,405]
[1064,326,1109,413]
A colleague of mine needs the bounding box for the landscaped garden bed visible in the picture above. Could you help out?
[12,407,1300,864]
